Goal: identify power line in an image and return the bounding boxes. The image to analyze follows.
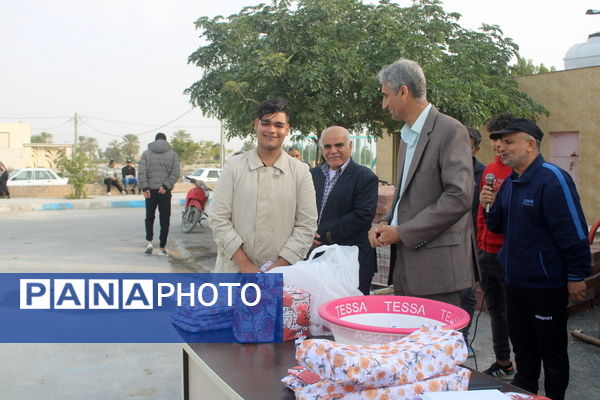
[31,118,73,133]
[131,108,197,135]
[79,109,198,137]
[0,115,70,120]
[85,115,220,129]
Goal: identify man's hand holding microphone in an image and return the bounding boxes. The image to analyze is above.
[480,173,496,213]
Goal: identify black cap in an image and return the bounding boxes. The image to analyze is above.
[126,159,132,163]
[490,118,544,141]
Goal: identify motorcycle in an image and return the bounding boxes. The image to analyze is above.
[181,176,211,233]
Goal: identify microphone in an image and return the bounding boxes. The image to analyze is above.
[485,173,495,212]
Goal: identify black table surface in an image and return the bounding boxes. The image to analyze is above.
[185,340,527,400]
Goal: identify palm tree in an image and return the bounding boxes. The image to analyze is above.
[77,136,99,159]
[31,131,54,143]
[121,134,140,161]
[104,140,123,162]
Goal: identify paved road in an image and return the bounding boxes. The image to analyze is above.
[0,208,185,399]
[0,207,598,399]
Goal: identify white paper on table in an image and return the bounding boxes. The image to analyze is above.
[420,389,508,399]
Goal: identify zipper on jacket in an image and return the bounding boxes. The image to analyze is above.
[538,252,550,280]
[504,183,513,283]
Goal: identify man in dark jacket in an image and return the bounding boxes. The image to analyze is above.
[481,119,590,400]
[121,159,139,194]
[310,126,378,294]
[138,133,180,256]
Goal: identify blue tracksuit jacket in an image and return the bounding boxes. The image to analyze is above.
[486,154,590,289]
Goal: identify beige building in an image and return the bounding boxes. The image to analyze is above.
[0,123,72,170]
[375,65,600,223]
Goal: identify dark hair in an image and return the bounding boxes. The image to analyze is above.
[256,98,290,120]
[466,127,482,147]
[288,146,300,153]
[486,113,516,133]
[155,132,167,141]
[109,159,115,164]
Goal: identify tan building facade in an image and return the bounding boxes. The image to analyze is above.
[515,66,600,224]
[376,65,600,223]
[0,123,72,171]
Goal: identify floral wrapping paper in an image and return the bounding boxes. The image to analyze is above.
[283,286,311,341]
[295,326,468,388]
[233,285,281,343]
[282,365,471,400]
[170,295,233,332]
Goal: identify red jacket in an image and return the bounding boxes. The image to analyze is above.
[476,157,513,253]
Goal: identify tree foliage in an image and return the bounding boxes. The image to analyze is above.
[78,136,100,160]
[186,0,547,140]
[197,140,221,163]
[121,134,140,161]
[57,152,97,199]
[241,139,255,152]
[511,57,556,76]
[103,140,123,163]
[170,130,201,168]
[31,131,54,143]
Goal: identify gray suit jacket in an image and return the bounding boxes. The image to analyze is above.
[384,106,475,295]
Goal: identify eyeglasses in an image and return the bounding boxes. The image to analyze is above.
[322,143,346,150]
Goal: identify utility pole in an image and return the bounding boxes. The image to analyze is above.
[73,112,79,151]
[220,119,225,168]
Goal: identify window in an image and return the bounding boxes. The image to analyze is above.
[13,171,32,180]
[192,169,205,176]
[35,170,54,180]
[207,170,219,179]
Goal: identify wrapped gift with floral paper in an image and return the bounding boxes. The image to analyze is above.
[283,286,311,341]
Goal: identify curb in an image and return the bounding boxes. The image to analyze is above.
[0,196,187,214]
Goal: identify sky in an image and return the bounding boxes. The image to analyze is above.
[0,0,598,151]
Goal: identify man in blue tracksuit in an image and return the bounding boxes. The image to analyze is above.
[480,118,590,400]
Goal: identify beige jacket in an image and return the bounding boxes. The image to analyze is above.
[208,149,317,273]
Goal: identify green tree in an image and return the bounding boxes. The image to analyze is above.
[103,140,123,163]
[121,134,140,161]
[31,131,54,143]
[170,130,201,170]
[78,136,99,160]
[241,139,255,152]
[57,152,97,199]
[186,0,546,141]
[511,57,556,76]
[197,140,221,163]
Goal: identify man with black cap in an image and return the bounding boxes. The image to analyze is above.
[481,118,590,400]
[121,159,138,194]
[138,133,180,256]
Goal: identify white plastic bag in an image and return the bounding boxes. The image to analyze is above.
[268,244,363,335]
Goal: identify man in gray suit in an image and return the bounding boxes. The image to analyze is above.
[368,59,475,306]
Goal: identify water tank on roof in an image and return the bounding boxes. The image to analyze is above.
[564,32,600,69]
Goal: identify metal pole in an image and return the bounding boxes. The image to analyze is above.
[220,119,225,168]
[74,112,79,151]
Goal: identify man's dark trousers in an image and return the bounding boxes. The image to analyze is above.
[479,250,511,362]
[145,189,172,248]
[507,285,569,400]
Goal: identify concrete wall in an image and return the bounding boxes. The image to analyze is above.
[0,123,73,170]
[0,123,30,170]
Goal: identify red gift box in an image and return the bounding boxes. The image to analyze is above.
[283,286,310,341]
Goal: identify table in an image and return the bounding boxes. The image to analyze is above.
[182,341,528,400]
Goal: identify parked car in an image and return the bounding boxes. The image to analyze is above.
[6,168,69,186]
[183,168,222,184]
